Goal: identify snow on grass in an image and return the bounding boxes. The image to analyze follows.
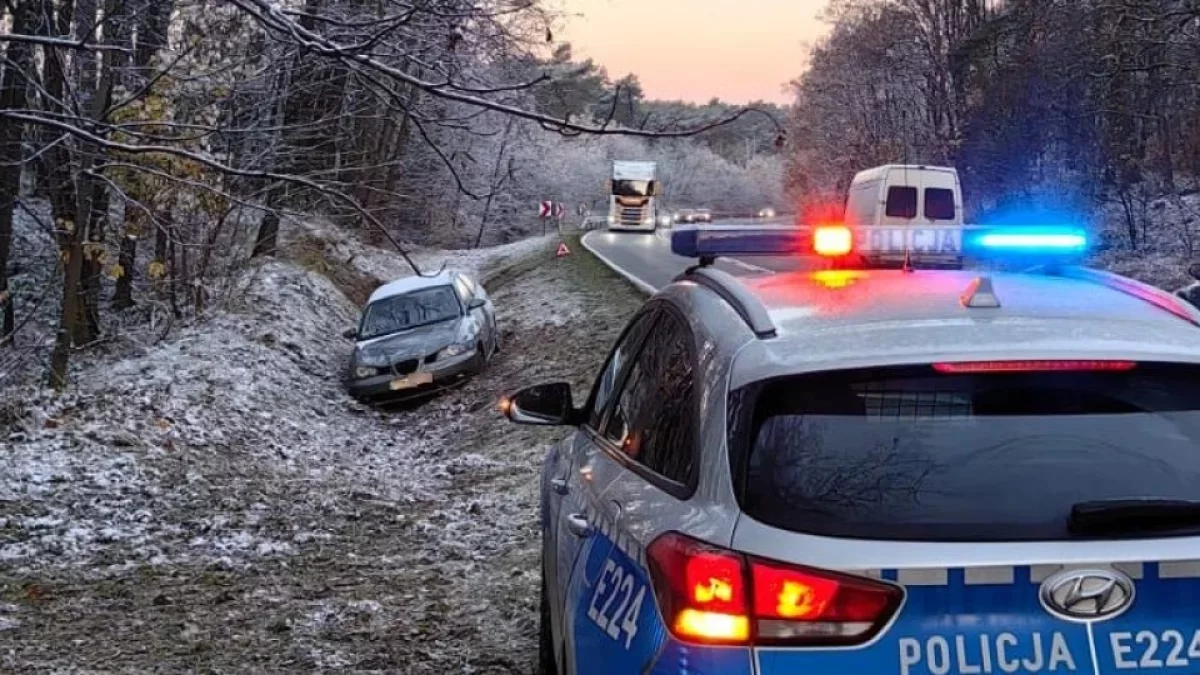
[0,260,454,572]
[1092,192,1200,290]
[279,213,557,287]
[499,260,586,328]
[0,224,644,672]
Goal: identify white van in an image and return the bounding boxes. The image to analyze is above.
[843,164,964,262]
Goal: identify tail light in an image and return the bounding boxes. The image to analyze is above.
[932,360,1137,373]
[646,532,902,647]
[813,226,853,257]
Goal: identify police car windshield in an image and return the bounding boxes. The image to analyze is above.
[731,363,1200,542]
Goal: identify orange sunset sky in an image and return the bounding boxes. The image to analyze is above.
[557,0,833,105]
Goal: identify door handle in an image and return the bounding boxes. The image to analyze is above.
[550,477,569,495]
[565,512,592,538]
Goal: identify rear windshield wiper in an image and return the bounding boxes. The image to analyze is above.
[1069,499,1200,535]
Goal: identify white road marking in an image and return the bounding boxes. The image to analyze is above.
[579,231,659,296]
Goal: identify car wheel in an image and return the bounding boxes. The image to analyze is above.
[471,344,487,375]
[538,576,559,675]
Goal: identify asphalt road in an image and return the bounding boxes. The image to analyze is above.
[580,221,808,292]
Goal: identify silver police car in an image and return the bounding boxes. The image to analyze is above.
[504,224,1200,675]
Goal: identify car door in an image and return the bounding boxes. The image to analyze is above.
[453,275,489,351]
[566,307,701,675]
[464,275,498,348]
[548,308,659,668]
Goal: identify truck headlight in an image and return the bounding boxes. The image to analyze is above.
[643,217,655,226]
[607,215,616,224]
[354,366,381,379]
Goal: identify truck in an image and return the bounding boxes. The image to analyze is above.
[607,160,661,232]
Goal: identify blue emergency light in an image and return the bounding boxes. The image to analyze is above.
[963,226,1088,256]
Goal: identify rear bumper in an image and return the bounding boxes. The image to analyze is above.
[348,351,478,400]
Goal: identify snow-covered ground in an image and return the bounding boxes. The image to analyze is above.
[1092,191,1200,290]
[0,228,643,672]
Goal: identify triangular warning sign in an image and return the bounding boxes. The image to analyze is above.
[556,242,571,257]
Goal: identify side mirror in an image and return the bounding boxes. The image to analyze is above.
[342,327,358,340]
[468,297,486,310]
[501,382,576,426]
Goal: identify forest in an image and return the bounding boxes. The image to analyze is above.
[0,0,786,389]
[787,0,1200,254]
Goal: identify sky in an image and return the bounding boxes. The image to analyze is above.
[557,0,833,105]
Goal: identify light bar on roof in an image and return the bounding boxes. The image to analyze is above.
[963,226,1088,257]
[670,224,805,259]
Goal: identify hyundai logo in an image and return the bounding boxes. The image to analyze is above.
[1038,568,1135,622]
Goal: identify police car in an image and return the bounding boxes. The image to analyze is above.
[503,222,1200,675]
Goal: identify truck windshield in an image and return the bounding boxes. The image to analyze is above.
[612,179,653,197]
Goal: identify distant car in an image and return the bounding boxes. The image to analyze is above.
[674,208,713,224]
[343,270,499,401]
[757,207,776,218]
[672,209,696,224]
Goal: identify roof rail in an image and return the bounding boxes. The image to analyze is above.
[1043,266,1200,327]
[675,266,777,339]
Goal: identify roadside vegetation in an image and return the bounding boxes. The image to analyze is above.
[0,225,643,673]
[787,1,1200,288]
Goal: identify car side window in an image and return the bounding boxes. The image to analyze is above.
[587,311,657,430]
[601,311,697,485]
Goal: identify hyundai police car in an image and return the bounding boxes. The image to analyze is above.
[503,222,1200,675]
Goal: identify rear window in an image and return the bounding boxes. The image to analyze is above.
[884,186,918,218]
[729,364,1200,541]
[924,188,956,220]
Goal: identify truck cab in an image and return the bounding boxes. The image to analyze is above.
[608,161,660,232]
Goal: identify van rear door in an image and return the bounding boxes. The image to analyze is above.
[860,167,962,261]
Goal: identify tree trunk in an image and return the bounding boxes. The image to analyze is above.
[253,187,283,257]
[76,182,107,342]
[48,156,98,388]
[0,0,36,345]
[39,0,76,235]
[112,232,136,309]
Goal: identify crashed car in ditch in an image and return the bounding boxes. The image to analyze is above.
[343,270,499,401]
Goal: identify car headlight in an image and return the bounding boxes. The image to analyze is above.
[354,366,381,379]
[439,342,471,358]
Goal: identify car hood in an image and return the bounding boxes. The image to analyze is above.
[354,318,464,364]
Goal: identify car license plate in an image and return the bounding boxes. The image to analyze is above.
[389,372,433,390]
[859,228,962,255]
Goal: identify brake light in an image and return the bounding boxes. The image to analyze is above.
[646,533,749,644]
[646,532,902,647]
[813,226,853,257]
[932,360,1137,373]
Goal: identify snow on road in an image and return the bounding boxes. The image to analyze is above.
[0,233,643,672]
